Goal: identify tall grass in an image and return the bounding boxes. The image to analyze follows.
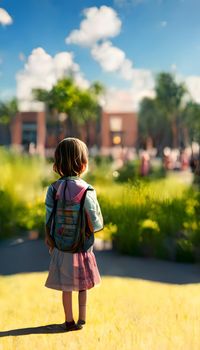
[0,147,52,201]
[0,148,53,237]
[97,178,200,262]
[0,147,199,263]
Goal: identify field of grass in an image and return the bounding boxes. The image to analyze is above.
[95,173,189,203]
[0,273,200,350]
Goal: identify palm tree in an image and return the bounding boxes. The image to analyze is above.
[156,73,186,148]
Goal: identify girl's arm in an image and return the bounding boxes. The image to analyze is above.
[84,189,104,233]
[45,185,55,250]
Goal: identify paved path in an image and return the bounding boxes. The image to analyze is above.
[0,239,200,284]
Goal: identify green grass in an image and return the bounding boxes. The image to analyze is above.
[0,147,52,202]
[1,147,199,262]
[0,273,200,350]
[0,148,53,236]
[94,173,189,202]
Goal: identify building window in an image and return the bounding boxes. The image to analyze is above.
[109,117,122,132]
[22,122,37,147]
[109,117,123,146]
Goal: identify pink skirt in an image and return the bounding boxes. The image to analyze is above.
[45,247,101,291]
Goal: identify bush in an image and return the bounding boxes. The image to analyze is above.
[19,198,45,235]
[138,219,161,257]
[93,154,113,166]
[98,180,200,262]
[84,156,113,185]
[115,160,139,183]
[115,159,166,183]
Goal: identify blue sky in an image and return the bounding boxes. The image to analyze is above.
[0,0,200,109]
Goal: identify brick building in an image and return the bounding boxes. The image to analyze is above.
[11,111,46,155]
[101,111,137,148]
[11,110,138,156]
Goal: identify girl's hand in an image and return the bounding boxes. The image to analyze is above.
[45,234,55,250]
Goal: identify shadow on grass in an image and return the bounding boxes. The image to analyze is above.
[0,323,81,336]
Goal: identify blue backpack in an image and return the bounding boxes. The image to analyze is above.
[50,179,94,253]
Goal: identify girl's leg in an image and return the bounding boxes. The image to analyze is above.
[62,291,74,322]
[78,290,87,322]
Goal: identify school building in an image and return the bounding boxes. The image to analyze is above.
[10,110,138,157]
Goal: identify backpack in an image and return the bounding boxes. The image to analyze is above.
[50,179,94,253]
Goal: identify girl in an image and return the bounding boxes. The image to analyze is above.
[44,137,103,331]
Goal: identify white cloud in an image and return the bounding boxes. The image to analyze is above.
[66,5,155,111]
[131,69,155,109]
[16,47,155,113]
[66,6,121,47]
[0,8,13,26]
[185,76,200,104]
[91,41,125,72]
[54,52,77,79]
[91,41,134,80]
[104,88,135,112]
[119,58,134,80]
[104,68,155,112]
[131,68,154,91]
[16,47,89,112]
[66,6,135,81]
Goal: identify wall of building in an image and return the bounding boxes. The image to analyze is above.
[101,111,138,148]
[10,110,138,156]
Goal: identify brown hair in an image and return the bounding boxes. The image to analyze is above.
[53,138,88,177]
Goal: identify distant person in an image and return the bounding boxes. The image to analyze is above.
[44,138,103,331]
[180,149,189,170]
[140,150,150,176]
[29,142,36,155]
[163,147,173,170]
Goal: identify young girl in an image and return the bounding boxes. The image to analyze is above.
[44,137,103,331]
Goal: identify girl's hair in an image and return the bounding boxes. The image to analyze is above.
[53,138,88,177]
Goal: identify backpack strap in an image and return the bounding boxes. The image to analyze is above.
[49,184,58,241]
[80,186,93,209]
[70,186,93,253]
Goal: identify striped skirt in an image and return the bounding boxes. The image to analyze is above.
[45,247,101,292]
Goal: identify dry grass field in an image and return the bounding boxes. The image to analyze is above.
[0,273,200,350]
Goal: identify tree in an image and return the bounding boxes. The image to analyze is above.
[0,98,18,124]
[156,73,186,148]
[70,82,104,145]
[138,97,171,152]
[139,73,187,150]
[34,78,79,136]
[33,78,104,142]
[183,101,200,143]
[0,99,18,145]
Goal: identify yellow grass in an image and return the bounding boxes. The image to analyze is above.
[0,273,200,350]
